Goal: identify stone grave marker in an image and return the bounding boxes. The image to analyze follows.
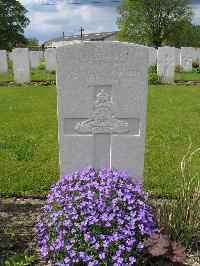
[30,51,40,68]
[175,48,181,66]
[12,48,30,84]
[57,41,148,180]
[45,48,56,71]
[0,50,8,74]
[157,46,175,83]
[180,47,193,72]
[149,47,157,66]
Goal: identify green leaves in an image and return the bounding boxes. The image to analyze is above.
[0,0,29,50]
[117,0,193,48]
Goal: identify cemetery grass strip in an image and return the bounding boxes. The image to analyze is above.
[0,85,200,197]
[0,67,56,82]
[174,71,200,81]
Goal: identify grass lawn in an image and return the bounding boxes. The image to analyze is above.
[0,85,200,197]
[175,71,200,81]
[0,61,56,81]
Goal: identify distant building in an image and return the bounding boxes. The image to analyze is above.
[44,31,117,48]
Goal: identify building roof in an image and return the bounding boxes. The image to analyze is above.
[45,31,117,45]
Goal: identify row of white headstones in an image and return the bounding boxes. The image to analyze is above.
[151,46,200,83]
[0,42,199,180]
[0,45,199,84]
[0,48,56,83]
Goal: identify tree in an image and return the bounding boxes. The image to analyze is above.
[166,19,200,48]
[0,0,29,50]
[117,0,192,48]
[26,37,39,47]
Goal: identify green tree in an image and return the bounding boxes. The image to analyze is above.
[166,19,200,48]
[117,0,192,48]
[0,0,29,50]
[26,37,39,47]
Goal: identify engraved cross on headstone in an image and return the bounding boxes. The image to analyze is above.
[184,52,192,69]
[164,54,174,77]
[63,85,141,169]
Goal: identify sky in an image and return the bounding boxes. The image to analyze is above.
[18,0,200,44]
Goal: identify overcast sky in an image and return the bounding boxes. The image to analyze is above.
[18,0,200,44]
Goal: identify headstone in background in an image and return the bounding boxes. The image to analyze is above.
[39,51,44,59]
[175,48,181,66]
[30,51,40,68]
[57,42,148,181]
[45,48,56,71]
[180,47,193,72]
[157,46,175,83]
[149,47,157,66]
[0,50,8,74]
[12,48,30,84]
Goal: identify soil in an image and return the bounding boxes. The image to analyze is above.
[0,80,56,87]
[0,197,45,265]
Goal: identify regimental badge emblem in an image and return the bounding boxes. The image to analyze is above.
[75,89,129,134]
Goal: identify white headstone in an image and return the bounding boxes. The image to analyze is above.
[149,47,157,66]
[57,41,148,180]
[45,48,56,71]
[39,51,44,59]
[175,48,181,66]
[157,46,175,83]
[30,51,41,68]
[0,50,8,74]
[180,47,193,72]
[12,48,30,84]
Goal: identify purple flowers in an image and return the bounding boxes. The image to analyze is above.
[35,166,156,265]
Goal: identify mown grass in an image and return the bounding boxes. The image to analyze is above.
[0,85,199,197]
[175,71,200,81]
[0,61,56,81]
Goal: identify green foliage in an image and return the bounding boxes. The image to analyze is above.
[117,0,192,48]
[192,67,200,74]
[149,64,157,74]
[0,0,29,50]
[26,38,39,47]
[148,73,162,85]
[166,19,200,48]
[5,250,36,266]
[50,70,56,74]
[156,144,200,248]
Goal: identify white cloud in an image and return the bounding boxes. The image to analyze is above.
[21,0,119,42]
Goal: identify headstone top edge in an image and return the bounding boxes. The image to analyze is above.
[56,41,149,52]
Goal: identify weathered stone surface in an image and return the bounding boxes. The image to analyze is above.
[157,46,175,83]
[175,48,181,66]
[12,48,30,84]
[180,47,193,72]
[45,48,56,71]
[57,41,148,180]
[0,50,8,74]
[149,47,157,66]
[30,51,40,68]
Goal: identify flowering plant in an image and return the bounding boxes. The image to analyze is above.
[35,166,157,265]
